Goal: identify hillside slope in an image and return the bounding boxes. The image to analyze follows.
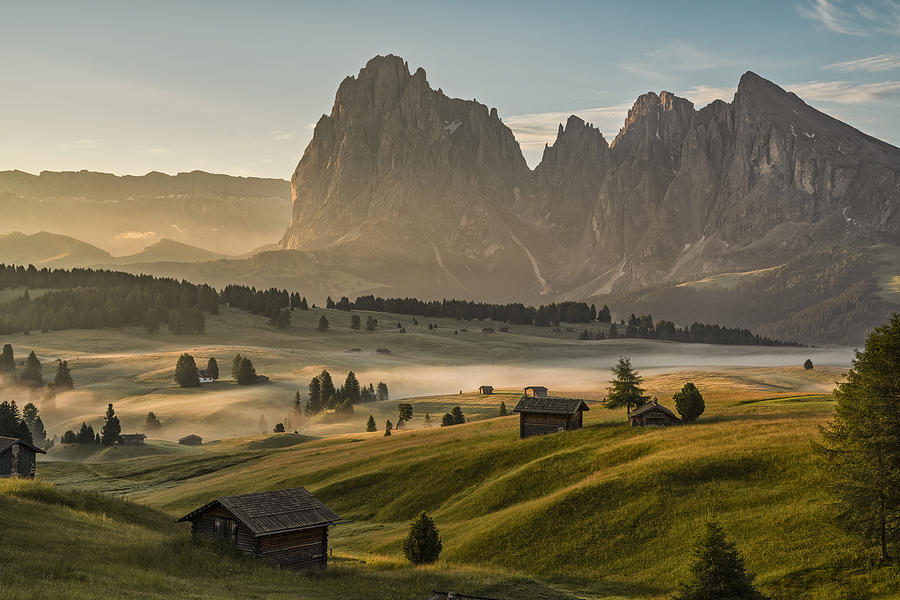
[39,374,900,599]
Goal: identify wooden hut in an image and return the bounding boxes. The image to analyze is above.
[629,400,680,427]
[429,593,502,600]
[513,396,589,438]
[478,385,494,395]
[177,487,343,570]
[523,385,548,398]
[120,433,146,446]
[178,434,203,446]
[0,437,46,478]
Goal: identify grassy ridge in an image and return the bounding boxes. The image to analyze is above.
[36,378,900,599]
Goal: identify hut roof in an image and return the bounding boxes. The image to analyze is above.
[120,433,146,439]
[524,385,547,391]
[177,487,343,535]
[513,396,589,415]
[631,401,678,419]
[0,436,46,455]
[179,434,202,443]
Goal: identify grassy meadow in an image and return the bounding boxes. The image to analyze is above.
[2,305,895,599]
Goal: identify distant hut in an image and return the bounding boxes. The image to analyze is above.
[120,433,147,446]
[498,327,509,333]
[429,593,502,600]
[513,396,590,439]
[256,375,270,384]
[481,328,495,334]
[179,434,203,446]
[198,369,215,384]
[177,487,343,570]
[523,386,548,398]
[376,348,392,354]
[629,399,680,427]
[478,385,494,395]
[0,437,46,478]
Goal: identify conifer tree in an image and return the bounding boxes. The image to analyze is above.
[18,351,43,387]
[384,419,393,436]
[403,511,442,565]
[441,413,455,427]
[499,401,507,417]
[308,377,322,414]
[673,382,705,423]
[236,357,257,385]
[451,405,465,425]
[318,315,329,331]
[424,412,432,427]
[53,359,74,390]
[144,411,163,433]
[351,315,361,330]
[206,357,219,380]
[673,519,768,600]
[100,403,121,446]
[231,353,243,379]
[0,343,14,372]
[293,390,303,415]
[605,356,648,417]
[174,353,200,388]
[344,371,361,404]
[318,370,335,408]
[397,403,413,427]
[803,358,814,370]
[366,315,377,331]
[820,314,900,560]
[366,414,377,432]
[273,422,285,432]
[376,382,389,402]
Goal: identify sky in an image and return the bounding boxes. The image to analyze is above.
[1,0,899,178]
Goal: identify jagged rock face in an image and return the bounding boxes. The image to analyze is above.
[281,56,900,301]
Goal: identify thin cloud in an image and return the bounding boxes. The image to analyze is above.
[786,79,900,102]
[826,53,900,71]
[679,85,737,107]
[798,0,900,35]
[270,130,295,141]
[58,138,102,150]
[504,105,631,150]
[115,231,157,241]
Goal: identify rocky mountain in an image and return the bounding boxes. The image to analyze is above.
[277,55,900,342]
[0,170,291,256]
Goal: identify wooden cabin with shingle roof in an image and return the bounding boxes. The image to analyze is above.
[512,396,590,438]
[629,399,680,427]
[0,437,45,478]
[177,487,343,570]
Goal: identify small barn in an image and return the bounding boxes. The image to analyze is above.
[179,434,203,446]
[478,385,494,395]
[482,328,494,334]
[198,369,215,383]
[629,400,680,427]
[523,385,548,398]
[177,487,343,570]
[513,396,590,438]
[120,433,146,446]
[0,437,46,478]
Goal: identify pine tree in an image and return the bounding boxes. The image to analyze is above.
[318,370,335,408]
[100,403,121,446]
[144,411,163,433]
[53,359,74,390]
[376,382,389,402]
[803,358,814,370]
[384,419,393,436]
[0,343,14,372]
[174,353,200,388]
[441,413,455,427]
[18,351,43,387]
[318,315,329,331]
[673,382,705,423]
[366,414,377,432]
[820,314,900,560]
[451,405,465,425]
[403,511,442,565]
[293,390,303,415]
[0,401,32,444]
[344,371,361,404]
[308,377,322,414]
[326,296,335,309]
[673,519,768,600]
[351,315,361,330]
[366,315,377,331]
[423,412,432,427]
[499,401,507,417]
[606,356,648,417]
[207,357,219,379]
[397,403,413,427]
[236,357,258,385]
[273,423,285,433]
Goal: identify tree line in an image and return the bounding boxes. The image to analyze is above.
[300,369,389,416]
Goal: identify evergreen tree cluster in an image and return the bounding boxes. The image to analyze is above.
[0,400,33,444]
[220,284,307,327]
[350,295,595,326]
[22,403,49,448]
[0,264,217,335]
[304,369,387,415]
[440,405,465,427]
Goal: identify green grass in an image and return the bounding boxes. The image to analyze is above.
[31,377,900,599]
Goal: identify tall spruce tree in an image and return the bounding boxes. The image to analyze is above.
[18,351,43,387]
[344,371,361,404]
[206,357,219,380]
[53,359,74,390]
[318,315,329,331]
[820,314,900,560]
[606,356,648,417]
[376,382,389,402]
[673,382,705,423]
[451,405,465,425]
[318,370,335,409]
[673,519,768,600]
[232,353,243,379]
[366,414,377,432]
[307,377,322,414]
[0,343,14,372]
[144,411,163,433]
[236,357,258,385]
[174,353,200,388]
[100,403,121,446]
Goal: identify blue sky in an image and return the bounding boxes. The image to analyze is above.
[1,0,898,178]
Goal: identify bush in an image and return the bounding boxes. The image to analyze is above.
[402,511,442,565]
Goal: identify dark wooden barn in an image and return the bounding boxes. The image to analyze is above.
[0,436,46,478]
[178,434,203,446]
[120,433,146,446]
[513,396,589,438]
[523,385,548,398]
[177,487,343,570]
[478,385,493,395]
[629,400,680,427]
